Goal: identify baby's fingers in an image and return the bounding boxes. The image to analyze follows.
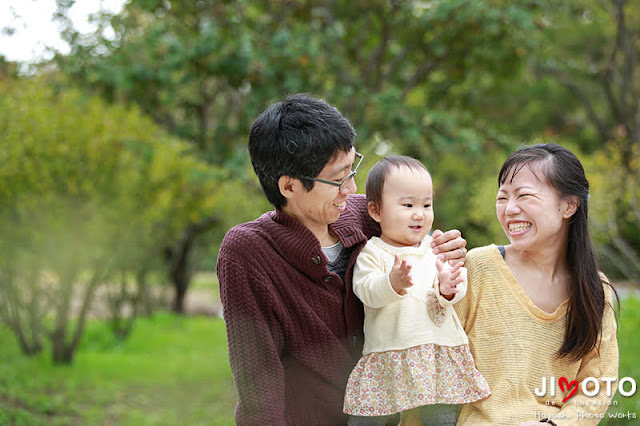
[448,268,462,281]
[448,261,464,274]
[405,273,414,287]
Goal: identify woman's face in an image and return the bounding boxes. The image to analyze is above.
[496,163,575,252]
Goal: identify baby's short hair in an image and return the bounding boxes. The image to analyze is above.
[365,155,430,207]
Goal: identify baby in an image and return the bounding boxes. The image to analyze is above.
[343,155,490,425]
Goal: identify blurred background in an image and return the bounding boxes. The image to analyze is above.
[0,0,638,424]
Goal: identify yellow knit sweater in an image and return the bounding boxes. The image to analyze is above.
[454,245,618,425]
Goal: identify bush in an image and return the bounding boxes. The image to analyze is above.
[0,77,220,363]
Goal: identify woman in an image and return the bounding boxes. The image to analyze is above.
[454,143,619,425]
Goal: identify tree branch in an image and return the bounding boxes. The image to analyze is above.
[364,4,395,90]
[536,64,610,142]
[404,61,437,95]
[611,0,634,118]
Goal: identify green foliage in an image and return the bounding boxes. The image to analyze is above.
[0,77,221,363]
[583,142,640,281]
[51,0,541,247]
[46,0,640,283]
[55,0,536,160]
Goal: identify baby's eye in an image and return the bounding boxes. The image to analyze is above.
[424,204,431,209]
[403,204,413,208]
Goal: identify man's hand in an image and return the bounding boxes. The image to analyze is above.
[431,229,467,265]
[389,254,413,295]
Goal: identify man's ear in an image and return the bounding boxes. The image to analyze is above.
[562,196,579,219]
[278,175,299,200]
[368,201,381,223]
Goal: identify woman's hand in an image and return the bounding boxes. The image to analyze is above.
[431,229,467,265]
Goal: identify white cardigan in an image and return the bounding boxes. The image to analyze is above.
[353,236,469,355]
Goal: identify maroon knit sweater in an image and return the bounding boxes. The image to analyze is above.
[217,194,380,425]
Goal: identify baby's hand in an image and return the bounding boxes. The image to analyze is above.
[436,260,466,300]
[389,254,413,295]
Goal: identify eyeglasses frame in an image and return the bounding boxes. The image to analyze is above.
[303,151,364,192]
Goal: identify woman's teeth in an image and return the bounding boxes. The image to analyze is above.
[509,222,531,232]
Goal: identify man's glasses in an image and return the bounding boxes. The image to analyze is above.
[304,152,364,192]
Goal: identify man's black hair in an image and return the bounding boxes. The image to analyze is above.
[248,93,356,209]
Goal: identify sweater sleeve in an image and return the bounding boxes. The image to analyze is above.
[217,248,286,426]
[555,285,619,425]
[353,244,406,309]
[453,249,482,331]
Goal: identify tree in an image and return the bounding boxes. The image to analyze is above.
[0,76,220,362]
[52,0,538,272]
[533,1,639,281]
[468,0,640,280]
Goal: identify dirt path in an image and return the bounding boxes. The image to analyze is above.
[72,285,222,319]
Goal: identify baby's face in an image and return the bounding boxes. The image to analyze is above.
[370,166,434,247]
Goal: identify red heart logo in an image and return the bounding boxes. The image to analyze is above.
[559,376,578,402]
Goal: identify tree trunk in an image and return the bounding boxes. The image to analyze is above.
[51,329,73,364]
[168,231,194,314]
[165,216,219,314]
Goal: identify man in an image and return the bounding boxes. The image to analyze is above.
[217,94,467,425]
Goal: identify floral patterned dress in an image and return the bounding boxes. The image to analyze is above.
[343,343,490,416]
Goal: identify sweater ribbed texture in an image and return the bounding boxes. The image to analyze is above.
[454,245,618,425]
[217,194,379,425]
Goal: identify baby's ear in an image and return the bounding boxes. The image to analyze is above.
[367,201,381,222]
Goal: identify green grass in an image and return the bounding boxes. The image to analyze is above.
[606,296,640,424]
[0,297,639,425]
[0,313,236,425]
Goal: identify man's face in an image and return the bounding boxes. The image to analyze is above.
[282,148,357,240]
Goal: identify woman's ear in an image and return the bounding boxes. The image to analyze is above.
[562,196,579,219]
[278,175,298,200]
[368,201,381,223]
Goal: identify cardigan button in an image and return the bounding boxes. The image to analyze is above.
[311,255,322,265]
[323,275,333,282]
